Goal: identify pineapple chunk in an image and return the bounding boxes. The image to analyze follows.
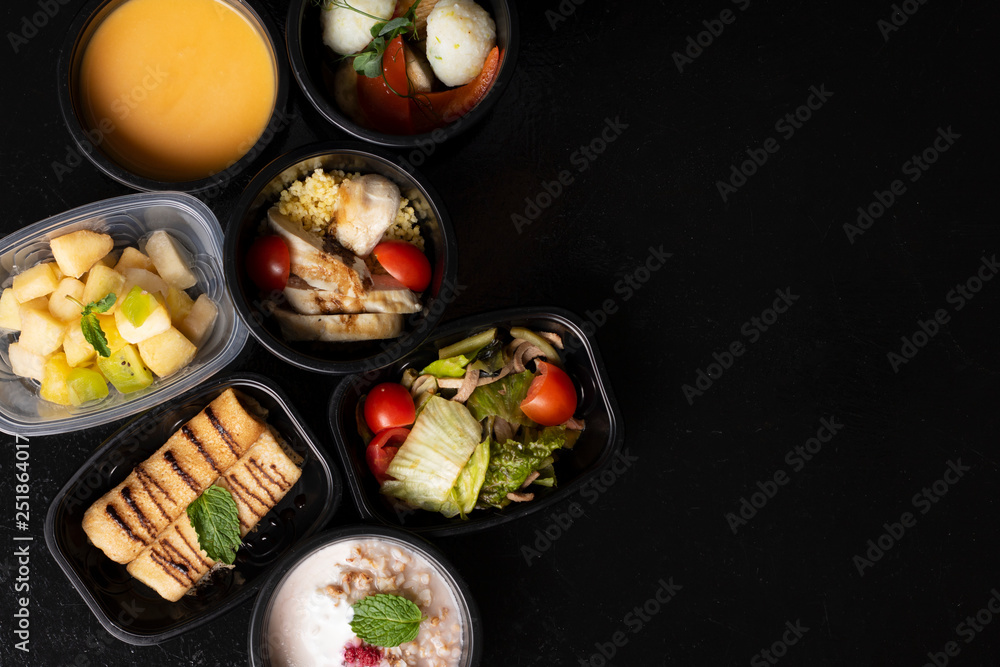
[0,288,21,330]
[81,265,126,313]
[165,287,195,322]
[40,352,73,406]
[48,278,86,322]
[95,314,129,355]
[12,263,59,302]
[122,268,168,298]
[178,295,218,346]
[144,231,197,289]
[114,247,155,273]
[114,300,171,343]
[8,342,46,381]
[50,230,114,278]
[138,327,197,378]
[96,249,122,269]
[18,306,66,356]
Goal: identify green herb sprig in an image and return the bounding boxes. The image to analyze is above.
[187,485,242,564]
[318,0,422,86]
[66,292,116,358]
[350,594,425,647]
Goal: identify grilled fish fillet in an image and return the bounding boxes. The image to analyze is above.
[82,389,265,564]
[272,308,405,341]
[331,174,401,257]
[126,430,302,602]
[267,207,371,297]
[282,274,422,315]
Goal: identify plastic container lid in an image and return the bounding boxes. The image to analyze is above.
[0,192,247,436]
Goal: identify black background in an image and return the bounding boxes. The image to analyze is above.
[2,0,1000,665]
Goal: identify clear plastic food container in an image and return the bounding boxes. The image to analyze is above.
[0,193,247,436]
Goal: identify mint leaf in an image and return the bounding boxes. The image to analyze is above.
[81,314,111,358]
[187,486,241,564]
[92,292,116,313]
[68,292,117,357]
[350,594,424,647]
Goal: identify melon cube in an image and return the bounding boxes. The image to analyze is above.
[144,231,197,289]
[122,268,168,298]
[8,342,46,382]
[50,230,114,278]
[178,295,218,346]
[114,247,155,273]
[63,318,96,367]
[114,301,171,344]
[40,352,73,406]
[18,306,66,356]
[138,327,197,378]
[165,287,195,323]
[0,288,22,330]
[12,263,59,303]
[81,265,126,313]
[48,278,86,322]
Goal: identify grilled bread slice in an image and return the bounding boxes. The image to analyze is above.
[82,389,265,564]
[127,430,302,601]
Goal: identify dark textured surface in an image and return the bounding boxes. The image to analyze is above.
[1,0,999,665]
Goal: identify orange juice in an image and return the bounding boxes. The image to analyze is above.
[79,0,276,182]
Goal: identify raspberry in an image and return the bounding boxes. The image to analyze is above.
[343,642,383,667]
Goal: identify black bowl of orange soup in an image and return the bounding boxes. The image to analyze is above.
[58,0,288,194]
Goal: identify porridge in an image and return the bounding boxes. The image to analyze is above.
[267,538,465,667]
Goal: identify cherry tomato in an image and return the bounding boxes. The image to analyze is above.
[366,427,409,483]
[372,241,431,292]
[246,235,290,291]
[520,361,578,426]
[364,382,416,432]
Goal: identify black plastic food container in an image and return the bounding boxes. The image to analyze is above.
[286,0,519,150]
[248,525,482,666]
[44,373,342,645]
[328,307,624,536]
[56,0,288,193]
[224,141,458,375]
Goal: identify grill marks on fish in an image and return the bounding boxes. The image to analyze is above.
[205,406,240,458]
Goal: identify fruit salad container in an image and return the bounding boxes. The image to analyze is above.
[0,193,247,436]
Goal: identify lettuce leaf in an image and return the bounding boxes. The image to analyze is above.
[465,370,538,427]
[439,438,491,518]
[476,426,569,509]
[382,396,482,513]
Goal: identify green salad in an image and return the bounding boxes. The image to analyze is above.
[357,326,584,518]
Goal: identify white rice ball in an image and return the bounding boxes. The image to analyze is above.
[321,0,395,56]
[425,0,496,87]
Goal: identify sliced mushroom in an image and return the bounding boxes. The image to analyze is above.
[493,417,514,444]
[538,331,564,349]
[520,471,540,488]
[506,492,535,503]
[403,42,435,93]
[451,364,480,403]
